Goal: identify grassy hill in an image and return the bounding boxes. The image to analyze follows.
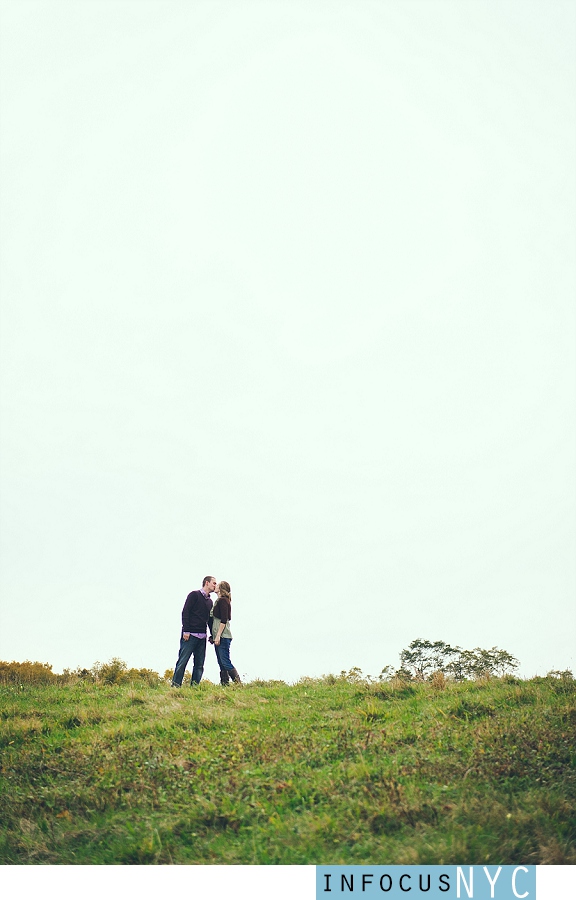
[1,674,574,864]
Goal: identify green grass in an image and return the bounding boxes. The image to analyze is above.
[1,676,574,864]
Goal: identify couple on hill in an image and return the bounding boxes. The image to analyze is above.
[171,576,242,688]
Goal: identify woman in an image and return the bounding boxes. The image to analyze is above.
[211,581,242,685]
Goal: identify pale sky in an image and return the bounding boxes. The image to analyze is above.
[1,0,574,683]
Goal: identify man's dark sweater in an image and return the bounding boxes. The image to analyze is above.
[181,590,213,635]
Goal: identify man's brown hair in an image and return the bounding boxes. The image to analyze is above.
[202,575,215,587]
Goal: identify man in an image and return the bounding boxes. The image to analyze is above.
[171,575,216,687]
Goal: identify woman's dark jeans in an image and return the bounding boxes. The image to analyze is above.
[214,638,234,673]
[172,634,207,686]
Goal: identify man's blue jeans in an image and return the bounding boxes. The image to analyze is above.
[172,634,207,686]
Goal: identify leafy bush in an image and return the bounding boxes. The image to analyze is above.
[338,667,371,684]
[91,658,130,684]
[0,660,58,685]
[0,659,161,687]
[91,658,160,686]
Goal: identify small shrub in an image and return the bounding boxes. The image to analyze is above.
[393,667,413,683]
[339,667,372,684]
[126,668,161,687]
[60,667,94,684]
[91,658,130,685]
[546,669,573,680]
[91,659,160,686]
[539,671,576,695]
[429,670,447,690]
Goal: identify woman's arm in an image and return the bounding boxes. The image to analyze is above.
[214,622,226,646]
